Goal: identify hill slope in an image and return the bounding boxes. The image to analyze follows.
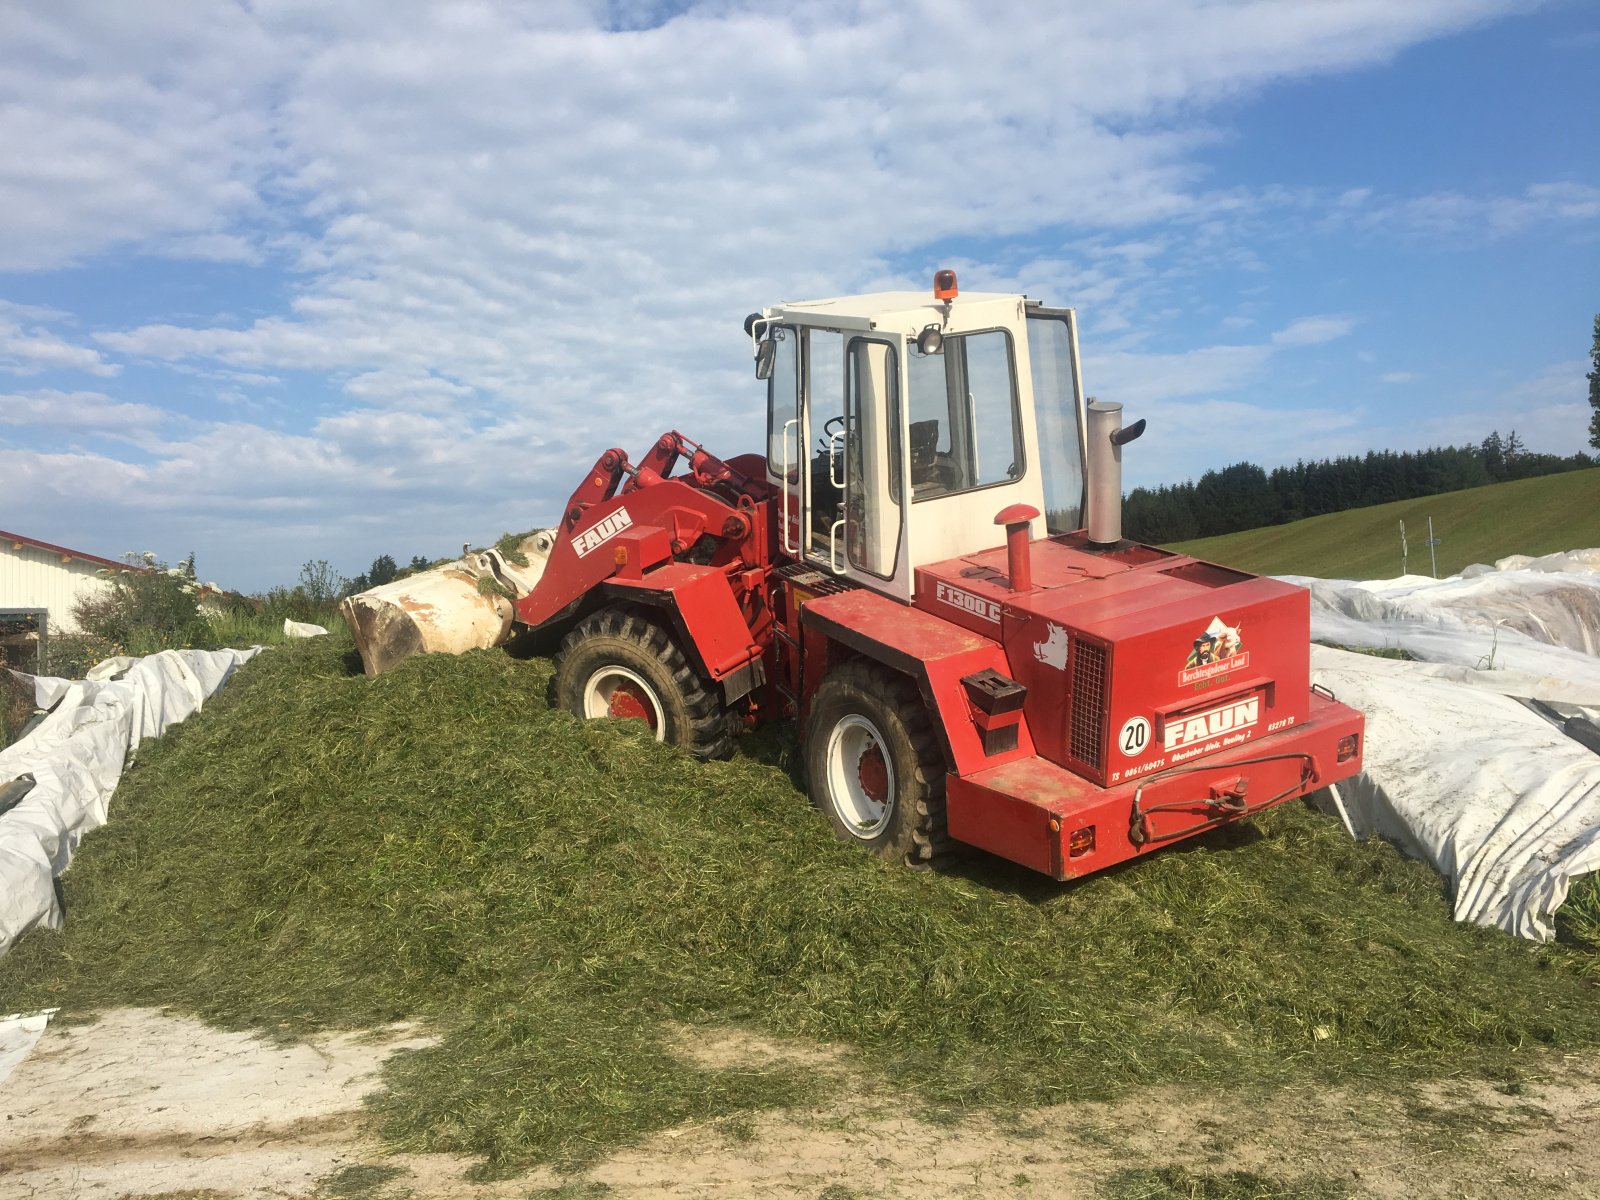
[1169,467,1600,579]
[3,639,1599,1173]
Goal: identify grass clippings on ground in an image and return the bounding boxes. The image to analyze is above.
[1553,873,1600,980]
[1098,1166,1353,1200]
[316,1163,408,1198]
[2,637,1598,1176]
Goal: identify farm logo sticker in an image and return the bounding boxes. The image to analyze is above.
[573,507,634,558]
[1180,616,1247,685]
[1033,622,1068,670]
[935,581,1000,624]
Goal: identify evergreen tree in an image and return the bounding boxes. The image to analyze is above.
[1589,314,1600,450]
[368,554,399,586]
[1481,431,1505,482]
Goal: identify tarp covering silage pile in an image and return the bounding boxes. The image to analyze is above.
[1298,550,1600,941]
[0,648,260,957]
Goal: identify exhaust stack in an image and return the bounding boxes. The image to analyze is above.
[1086,400,1145,547]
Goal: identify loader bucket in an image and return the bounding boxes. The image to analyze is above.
[340,532,556,677]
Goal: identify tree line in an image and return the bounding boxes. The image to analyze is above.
[1122,432,1596,545]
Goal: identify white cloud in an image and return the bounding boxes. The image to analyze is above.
[1272,315,1358,347]
[1341,182,1600,240]
[0,0,1569,587]
[1379,371,1419,384]
[1126,397,1369,489]
[0,2,286,271]
[1090,343,1274,407]
[0,389,163,430]
[1366,361,1590,457]
[0,314,118,377]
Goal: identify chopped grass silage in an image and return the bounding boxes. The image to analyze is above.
[2,639,1597,1175]
[1,668,35,750]
[1098,1166,1353,1200]
[1555,874,1600,972]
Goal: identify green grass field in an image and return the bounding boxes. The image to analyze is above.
[1169,468,1600,580]
[3,636,1598,1177]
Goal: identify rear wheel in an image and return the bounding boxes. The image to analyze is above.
[805,658,951,868]
[553,606,739,760]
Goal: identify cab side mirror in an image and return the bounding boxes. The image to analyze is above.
[755,338,776,380]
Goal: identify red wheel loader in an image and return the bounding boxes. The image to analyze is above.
[342,272,1364,879]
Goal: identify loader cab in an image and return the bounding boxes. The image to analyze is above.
[759,281,1088,602]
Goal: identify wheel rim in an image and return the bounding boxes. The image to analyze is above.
[582,665,666,741]
[825,714,895,840]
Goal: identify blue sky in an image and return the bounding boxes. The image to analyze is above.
[1,0,1596,592]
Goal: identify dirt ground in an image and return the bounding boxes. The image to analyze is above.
[2,1010,1598,1199]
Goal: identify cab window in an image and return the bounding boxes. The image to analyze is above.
[765,326,798,478]
[906,329,1023,500]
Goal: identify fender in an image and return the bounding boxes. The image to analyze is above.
[799,589,1035,776]
[603,563,766,703]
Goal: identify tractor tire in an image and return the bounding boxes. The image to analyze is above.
[805,658,951,869]
[553,605,739,760]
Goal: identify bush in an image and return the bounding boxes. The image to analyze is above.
[254,560,349,627]
[45,632,128,680]
[71,554,212,658]
[54,554,353,679]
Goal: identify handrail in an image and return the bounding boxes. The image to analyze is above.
[780,418,799,555]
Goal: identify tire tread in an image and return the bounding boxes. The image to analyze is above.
[808,657,952,869]
[554,604,739,760]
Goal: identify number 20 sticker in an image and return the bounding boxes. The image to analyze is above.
[1118,716,1151,757]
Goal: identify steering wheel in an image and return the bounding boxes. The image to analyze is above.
[817,414,846,454]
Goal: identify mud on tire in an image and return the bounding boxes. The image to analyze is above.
[805,657,951,868]
[553,605,739,760]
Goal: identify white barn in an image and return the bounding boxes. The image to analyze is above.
[0,528,131,637]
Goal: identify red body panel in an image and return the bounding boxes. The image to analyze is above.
[608,563,763,681]
[947,691,1361,879]
[916,534,1313,786]
[800,588,1035,773]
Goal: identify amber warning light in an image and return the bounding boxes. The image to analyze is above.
[933,269,958,301]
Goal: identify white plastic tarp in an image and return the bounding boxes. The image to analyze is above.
[0,648,260,957]
[0,1009,56,1085]
[1299,550,1600,941]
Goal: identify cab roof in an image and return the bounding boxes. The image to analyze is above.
[763,290,1025,334]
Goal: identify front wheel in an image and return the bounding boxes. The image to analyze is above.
[553,606,739,760]
[805,659,950,868]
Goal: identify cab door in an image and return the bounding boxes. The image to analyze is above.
[765,325,805,556]
[766,323,909,597]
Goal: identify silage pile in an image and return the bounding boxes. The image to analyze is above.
[2,638,1598,1174]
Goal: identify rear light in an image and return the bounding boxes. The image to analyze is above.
[1337,733,1359,762]
[1068,826,1095,858]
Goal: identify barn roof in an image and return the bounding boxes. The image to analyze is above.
[0,529,147,573]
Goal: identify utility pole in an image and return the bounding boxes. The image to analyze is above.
[1399,520,1408,576]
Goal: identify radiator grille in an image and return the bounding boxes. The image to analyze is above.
[1069,639,1108,768]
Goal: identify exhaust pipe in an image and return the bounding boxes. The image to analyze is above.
[1086,400,1145,547]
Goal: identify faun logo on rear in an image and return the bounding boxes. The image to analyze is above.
[573,508,634,558]
[936,581,1000,624]
[1164,697,1259,751]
